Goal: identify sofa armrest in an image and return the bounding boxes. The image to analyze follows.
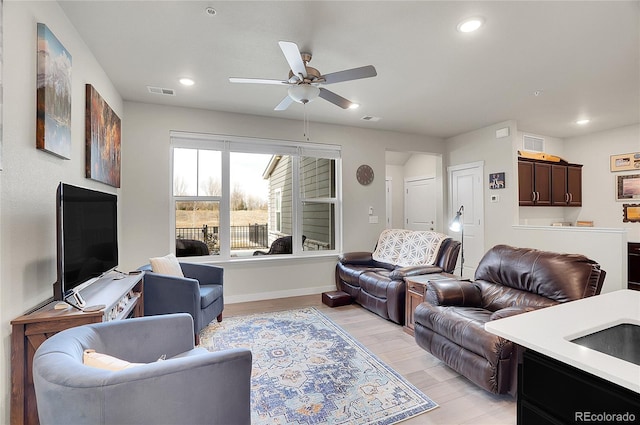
[339,252,374,265]
[389,264,443,279]
[489,306,538,321]
[425,279,481,307]
[143,272,201,317]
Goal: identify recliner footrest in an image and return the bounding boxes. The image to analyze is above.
[322,291,352,307]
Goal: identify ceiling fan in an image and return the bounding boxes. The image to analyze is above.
[229,41,377,111]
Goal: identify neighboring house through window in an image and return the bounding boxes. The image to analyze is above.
[171,132,341,258]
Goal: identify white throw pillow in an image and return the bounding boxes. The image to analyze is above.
[149,253,184,277]
[83,349,142,371]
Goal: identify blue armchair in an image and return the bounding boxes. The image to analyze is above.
[138,262,224,343]
[33,314,252,425]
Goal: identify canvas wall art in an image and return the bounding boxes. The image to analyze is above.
[85,84,121,187]
[36,23,72,159]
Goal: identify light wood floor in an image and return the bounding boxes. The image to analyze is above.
[224,294,516,425]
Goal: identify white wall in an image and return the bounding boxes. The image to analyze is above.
[564,124,640,241]
[120,101,446,301]
[385,164,405,228]
[0,1,123,421]
[445,120,520,249]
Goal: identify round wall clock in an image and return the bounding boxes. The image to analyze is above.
[356,164,374,185]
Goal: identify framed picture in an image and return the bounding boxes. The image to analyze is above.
[85,84,121,187]
[36,23,72,159]
[623,204,640,223]
[617,174,640,201]
[489,172,505,189]
[610,152,640,172]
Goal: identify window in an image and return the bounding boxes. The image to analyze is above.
[171,132,341,258]
[274,188,282,232]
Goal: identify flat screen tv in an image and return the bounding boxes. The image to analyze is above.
[54,183,118,301]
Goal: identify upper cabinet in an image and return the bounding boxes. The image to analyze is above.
[518,158,582,207]
[518,160,552,206]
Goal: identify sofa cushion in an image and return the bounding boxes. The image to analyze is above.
[477,280,558,311]
[359,270,393,299]
[474,245,602,303]
[414,304,512,365]
[336,263,370,287]
[200,284,223,309]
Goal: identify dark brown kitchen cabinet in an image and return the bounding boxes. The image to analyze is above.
[551,164,582,206]
[518,160,551,206]
[518,158,582,207]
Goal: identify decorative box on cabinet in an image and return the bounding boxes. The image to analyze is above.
[10,272,144,425]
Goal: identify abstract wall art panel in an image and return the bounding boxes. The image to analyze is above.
[36,23,72,159]
[85,84,121,187]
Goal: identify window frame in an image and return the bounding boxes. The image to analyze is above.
[170,131,342,260]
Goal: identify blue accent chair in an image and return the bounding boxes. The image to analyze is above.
[33,314,252,425]
[138,262,224,343]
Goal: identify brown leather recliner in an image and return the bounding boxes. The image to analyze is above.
[336,230,461,324]
[413,244,606,395]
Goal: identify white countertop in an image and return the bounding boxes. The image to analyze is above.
[485,290,640,393]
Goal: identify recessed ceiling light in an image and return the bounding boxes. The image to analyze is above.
[205,7,216,16]
[576,119,590,125]
[179,78,195,86]
[457,17,485,33]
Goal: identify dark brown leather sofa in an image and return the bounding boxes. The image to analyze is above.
[336,230,461,324]
[413,244,606,394]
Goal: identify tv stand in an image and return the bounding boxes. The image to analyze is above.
[10,271,144,425]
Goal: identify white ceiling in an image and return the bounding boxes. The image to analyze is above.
[58,1,640,140]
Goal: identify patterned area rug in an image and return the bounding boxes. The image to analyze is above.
[199,307,437,425]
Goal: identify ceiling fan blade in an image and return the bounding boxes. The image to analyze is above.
[278,41,307,79]
[318,88,353,109]
[274,96,294,111]
[322,65,377,84]
[229,77,289,85]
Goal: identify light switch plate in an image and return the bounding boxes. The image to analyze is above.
[369,216,379,224]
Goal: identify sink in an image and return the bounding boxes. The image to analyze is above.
[570,323,640,366]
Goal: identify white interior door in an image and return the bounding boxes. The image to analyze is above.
[448,162,484,278]
[404,177,436,231]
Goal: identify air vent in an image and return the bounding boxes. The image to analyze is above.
[522,134,544,152]
[147,86,175,96]
[361,116,381,122]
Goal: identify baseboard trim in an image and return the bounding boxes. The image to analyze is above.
[225,285,336,304]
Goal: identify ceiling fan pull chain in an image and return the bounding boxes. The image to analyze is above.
[303,103,310,141]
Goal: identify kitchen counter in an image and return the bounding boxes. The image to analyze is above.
[485,289,640,394]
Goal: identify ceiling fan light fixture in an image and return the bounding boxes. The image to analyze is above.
[348,103,360,109]
[288,84,320,104]
[457,16,485,33]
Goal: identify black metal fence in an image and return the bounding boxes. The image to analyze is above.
[176,224,269,250]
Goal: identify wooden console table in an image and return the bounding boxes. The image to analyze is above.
[10,272,144,425]
[403,272,458,335]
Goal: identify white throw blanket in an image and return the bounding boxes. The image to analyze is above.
[372,229,448,267]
